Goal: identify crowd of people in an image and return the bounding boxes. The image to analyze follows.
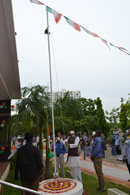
[8,129,130,194]
[51,130,105,193]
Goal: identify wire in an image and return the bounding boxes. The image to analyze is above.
[49,25,65,134]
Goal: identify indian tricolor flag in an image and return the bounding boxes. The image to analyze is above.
[46,6,62,24]
[64,16,81,31]
[30,0,44,5]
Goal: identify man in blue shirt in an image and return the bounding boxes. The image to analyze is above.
[52,137,66,178]
[91,130,105,193]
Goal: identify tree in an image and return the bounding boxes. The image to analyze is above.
[53,92,84,134]
[16,84,51,179]
[96,97,110,137]
[105,108,120,129]
[119,98,129,132]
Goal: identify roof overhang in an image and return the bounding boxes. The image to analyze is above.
[0,0,21,100]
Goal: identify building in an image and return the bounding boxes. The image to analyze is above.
[0,0,21,162]
[48,89,81,101]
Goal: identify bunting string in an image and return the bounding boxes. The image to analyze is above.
[30,0,130,56]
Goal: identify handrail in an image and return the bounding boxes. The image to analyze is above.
[0,180,42,195]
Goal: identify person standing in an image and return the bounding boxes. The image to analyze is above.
[51,137,66,178]
[110,134,116,156]
[12,135,16,147]
[101,133,105,158]
[8,136,24,181]
[84,136,91,156]
[16,132,43,195]
[123,129,130,181]
[115,132,122,161]
[79,138,86,160]
[58,130,82,183]
[36,135,40,149]
[91,130,105,193]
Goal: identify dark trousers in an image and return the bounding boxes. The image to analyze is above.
[22,177,39,195]
[116,145,121,155]
[37,143,39,149]
[126,160,130,174]
[14,168,19,180]
[79,147,86,159]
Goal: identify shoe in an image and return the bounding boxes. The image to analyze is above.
[98,189,106,193]
[96,187,101,190]
[14,179,18,182]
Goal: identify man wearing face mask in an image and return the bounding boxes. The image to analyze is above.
[57,130,82,183]
[51,137,66,178]
[115,132,122,161]
[90,130,105,193]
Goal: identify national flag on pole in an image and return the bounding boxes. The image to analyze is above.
[46,6,62,24]
[30,0,44,5]
[64,16,81,31]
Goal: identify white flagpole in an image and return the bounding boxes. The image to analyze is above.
[46,11,57,184]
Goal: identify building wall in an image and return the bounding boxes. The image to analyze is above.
[48,89,81,101]
[0,100,11,162]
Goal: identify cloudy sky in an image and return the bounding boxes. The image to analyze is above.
[11,0,130,113]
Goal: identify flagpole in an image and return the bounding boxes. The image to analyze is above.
[46,11,57,185]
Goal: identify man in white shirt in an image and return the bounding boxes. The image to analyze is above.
[58,130,82,183]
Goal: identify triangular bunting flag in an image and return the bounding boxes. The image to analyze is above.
[30,0,44,5]
[46,6,62,24]
[64,16,81,31]
[81,26,99,37]
[100,38,110,50]
[29,0,130,56]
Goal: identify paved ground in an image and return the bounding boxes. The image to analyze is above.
[64,145,130,188]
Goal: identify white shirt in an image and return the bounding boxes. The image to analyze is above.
[60,136,79,148]
[36,136,40,143]
[60,136,80,167]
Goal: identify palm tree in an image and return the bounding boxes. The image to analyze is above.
[16,84,52,178]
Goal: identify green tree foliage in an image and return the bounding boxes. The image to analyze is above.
[119,98,129,132]
[14,85,51,179]
[53,92,84,134]
[105,108,120,129]
[96,97,110,137]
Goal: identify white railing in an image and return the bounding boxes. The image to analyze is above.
[0,180,42,195]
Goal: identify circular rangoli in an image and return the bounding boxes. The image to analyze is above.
[39,178,83,195]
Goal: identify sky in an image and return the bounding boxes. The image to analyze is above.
[11,0,130,113]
